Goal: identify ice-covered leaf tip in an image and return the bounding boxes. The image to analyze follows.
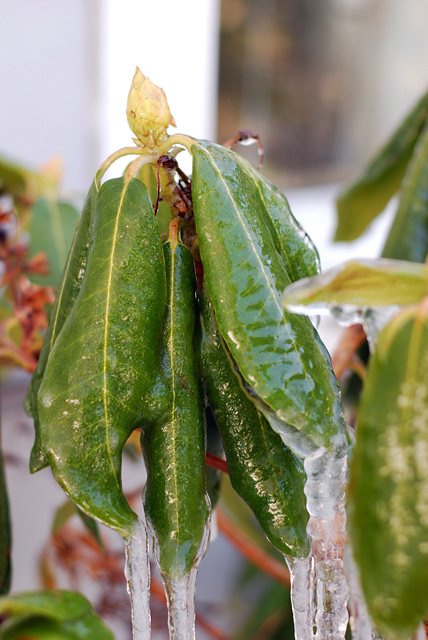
[126,67,176,150]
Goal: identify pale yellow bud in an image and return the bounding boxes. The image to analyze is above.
[126,68,176,149]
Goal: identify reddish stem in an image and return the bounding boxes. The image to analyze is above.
[205,452,228,474]
[331,324,366,379]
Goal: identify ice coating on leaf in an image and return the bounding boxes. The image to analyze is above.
[126,67,176,150]
[124,518,151,640]
[282,258,427,311]
[157,519,210,640]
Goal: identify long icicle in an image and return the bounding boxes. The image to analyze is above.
[304,448,349,640]
[124,517,151,640]
[285,554,316,639]
[157,518,211,640]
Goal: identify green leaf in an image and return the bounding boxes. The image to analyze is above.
[37,176,169,536]
[0,590,114,639]
[348,301,428,639]
[282,258,428,311]
[141,236,209,580]
[52,500,104,550]
[382,122,428,262]
[230,153,320,280]
[28,199,80,287]
[198,286,309,557]
[335,89,428,241]
[137,163,171,235]
[191,140,347,457]
[28,182,97,473]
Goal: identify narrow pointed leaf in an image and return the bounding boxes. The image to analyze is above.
[141,236,209,580]
[28,198,80,287]
[382,122,428,262]
[199,286,310,557]
[27,181,97,473]
[230,153,320,280]
[348,301,428,639]
[38,176,169,536]
[282,258,428,312]
[191,140,346,456]
[335,89,428,241]
[0,590,114,639]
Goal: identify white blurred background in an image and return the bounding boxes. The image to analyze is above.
[1,0,428,636]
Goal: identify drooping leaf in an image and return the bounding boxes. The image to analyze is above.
[0,590,114,639]
[37,176,169,537]
[141,234,209,580]
[348,300,428,639]
[282,258,428,312]
[382,122,428,262]
[27,181,97,473]
[231,153,320,280]
[28,198,80,287]
[198,286,309,557]
[191,140,347,457]
[335,89,428,241]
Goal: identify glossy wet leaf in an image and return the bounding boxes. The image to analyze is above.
[27,182,97,473]
[37,176,168,536]
[335,89,428,241]
[28,198,80,287]
[382,122,428,263]
[230,153,320,280]
[348,301,428,639]
[282,258,428,311]
[141,236,209,579]
[191,140,347,457]
[199,287,309,557]
[0,590,114,639]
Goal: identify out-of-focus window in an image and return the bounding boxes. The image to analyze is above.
[217,0,428,186]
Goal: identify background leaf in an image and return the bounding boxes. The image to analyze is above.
[382,122,428,263]
[0,590,114,639]
[335,89,428,241]
[28,198,80,287]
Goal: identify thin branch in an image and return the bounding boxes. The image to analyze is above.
[331,324,366,379]
[206,452,229,474]
[216,508,290,589]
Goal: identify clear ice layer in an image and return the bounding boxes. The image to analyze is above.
[124,518,151,640]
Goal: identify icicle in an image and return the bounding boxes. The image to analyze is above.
[345,547,384,640]
[162,568,198,640]
[304,448,349,640]
[156,518,211,640]
[285,554,316,639]
[124,518,151,640]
